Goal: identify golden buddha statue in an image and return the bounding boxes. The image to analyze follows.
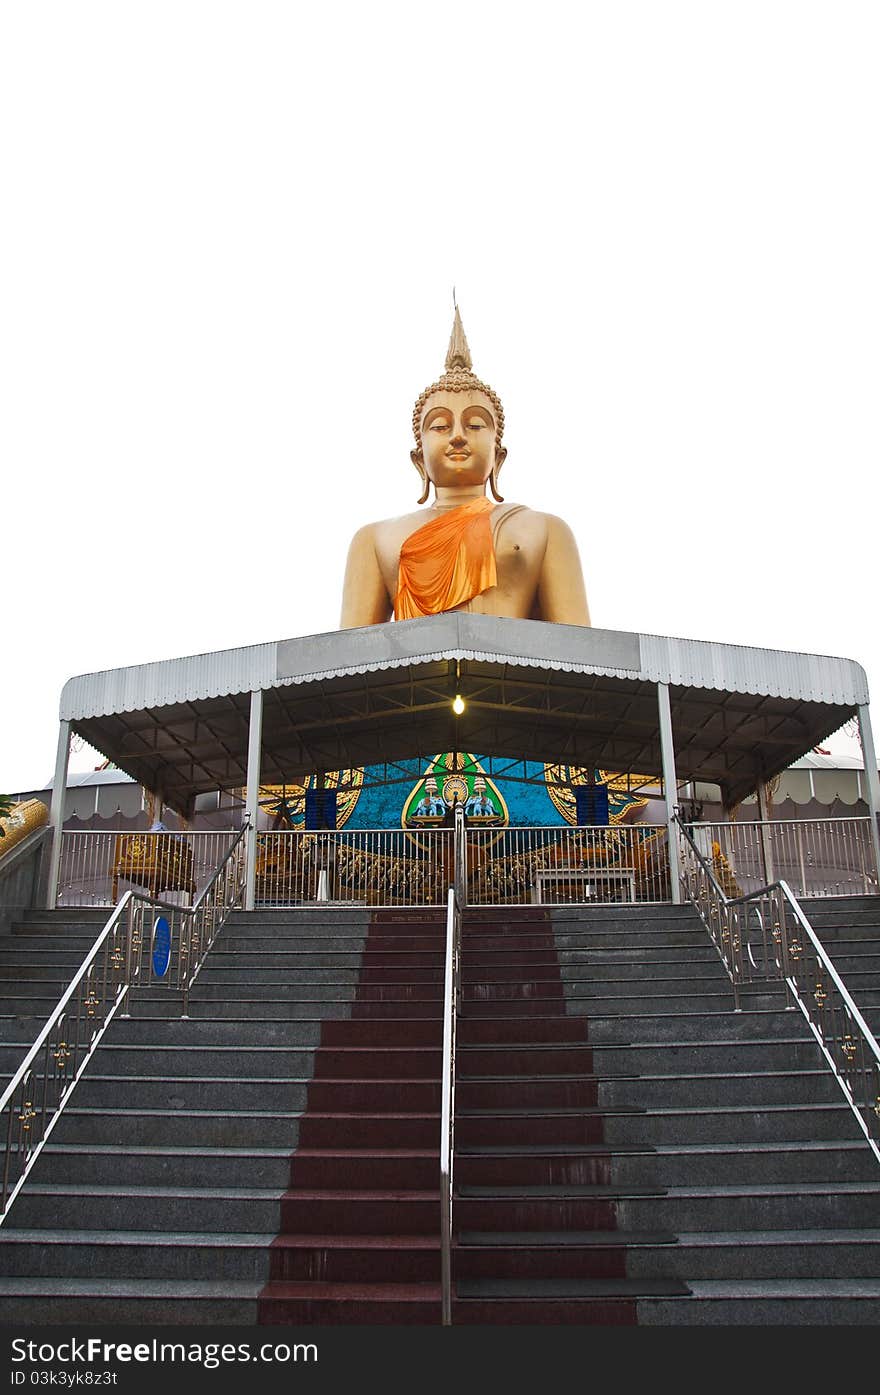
[339,309,591,629]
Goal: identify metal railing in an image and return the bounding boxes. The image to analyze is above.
[0,824,248,1223]
[688,817,879,900]
[677,817,880,1163]
[254,827,454,906]
[254,823,668,908]
[54,820,880,910]
[57,829,241,908]
[440,807,465,1326]
[464,823,669,905]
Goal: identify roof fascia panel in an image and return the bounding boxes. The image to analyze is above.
[60,615,869,725]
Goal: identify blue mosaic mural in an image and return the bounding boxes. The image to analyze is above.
[257,757,651,831]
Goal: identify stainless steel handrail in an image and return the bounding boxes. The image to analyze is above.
[0,822,249,1222]
[179,823,249,1013]
[686,815,879,899]
[440,803,465,1325]
[676,816,880,1163]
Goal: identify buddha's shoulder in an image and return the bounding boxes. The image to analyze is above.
[347,503,576,552]
[345,511,419,545]
[353,510,428,547]
[508,507,580,541]
[494,503,576,542]
[503,505,574,524]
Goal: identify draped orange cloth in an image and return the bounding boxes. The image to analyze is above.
[395,496,497,620]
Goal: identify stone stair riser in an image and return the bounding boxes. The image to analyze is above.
[83,1046,319,1077]
[638,1296,880,1326]
[72,1077,312,1110]
[629,1239,880,1281]
[585,1012,803,1044]
[600,1105,861,1146]
[596,1073,843,1108]
[617,1192,880,1229]
[58,1110,303,1148]
[0,1238,272,1282]
[34,1151,292,1189]
[0,1297,258,1326]
[7,1192,283,1232]
[108,1020,332,1047]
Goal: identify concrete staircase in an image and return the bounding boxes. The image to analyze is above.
[0,896,878,1323]
[451,903,880,1324]
[0,906,373,1323]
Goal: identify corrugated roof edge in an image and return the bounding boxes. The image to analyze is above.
[59,619,870,722]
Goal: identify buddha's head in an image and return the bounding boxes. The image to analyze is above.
[411,309,507,504]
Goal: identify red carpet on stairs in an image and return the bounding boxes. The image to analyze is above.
[257,907,637,1324]
[453,908,636,1325]
[257,910,445,1324]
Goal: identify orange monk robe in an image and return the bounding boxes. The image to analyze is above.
[395,496,497,621]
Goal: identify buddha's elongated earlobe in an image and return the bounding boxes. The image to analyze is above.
[411,448,430,505]
[489,446,507,503]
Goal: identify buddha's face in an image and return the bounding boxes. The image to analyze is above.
[416,389,505,491]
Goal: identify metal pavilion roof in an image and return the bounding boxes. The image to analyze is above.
[59,615,870,815]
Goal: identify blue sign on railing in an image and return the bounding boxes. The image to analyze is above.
[151,916,171,978]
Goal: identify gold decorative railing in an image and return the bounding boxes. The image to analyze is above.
[677,817,880,1163]
[0,824,248,1223]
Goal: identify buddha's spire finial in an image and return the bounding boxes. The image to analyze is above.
[446,304,473,373]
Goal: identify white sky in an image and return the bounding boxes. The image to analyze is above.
[2,1,877,794]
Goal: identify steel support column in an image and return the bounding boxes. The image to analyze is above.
[245,689,264,911]
[857,704,880,889]
[45,720,71,909]
[657,682,682,904]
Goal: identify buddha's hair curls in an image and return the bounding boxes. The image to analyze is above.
[412,370,505,444]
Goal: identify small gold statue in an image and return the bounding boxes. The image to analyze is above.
[339,308,591,629]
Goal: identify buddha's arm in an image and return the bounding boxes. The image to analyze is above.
[537,515,591,626]
[340,525,394,628]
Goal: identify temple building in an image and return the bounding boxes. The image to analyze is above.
[1,311,879,1325]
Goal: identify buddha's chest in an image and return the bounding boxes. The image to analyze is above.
[375,507,544,601]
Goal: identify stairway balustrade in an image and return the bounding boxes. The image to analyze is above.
[0,824,248,1223]
[677,817,880,1163]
